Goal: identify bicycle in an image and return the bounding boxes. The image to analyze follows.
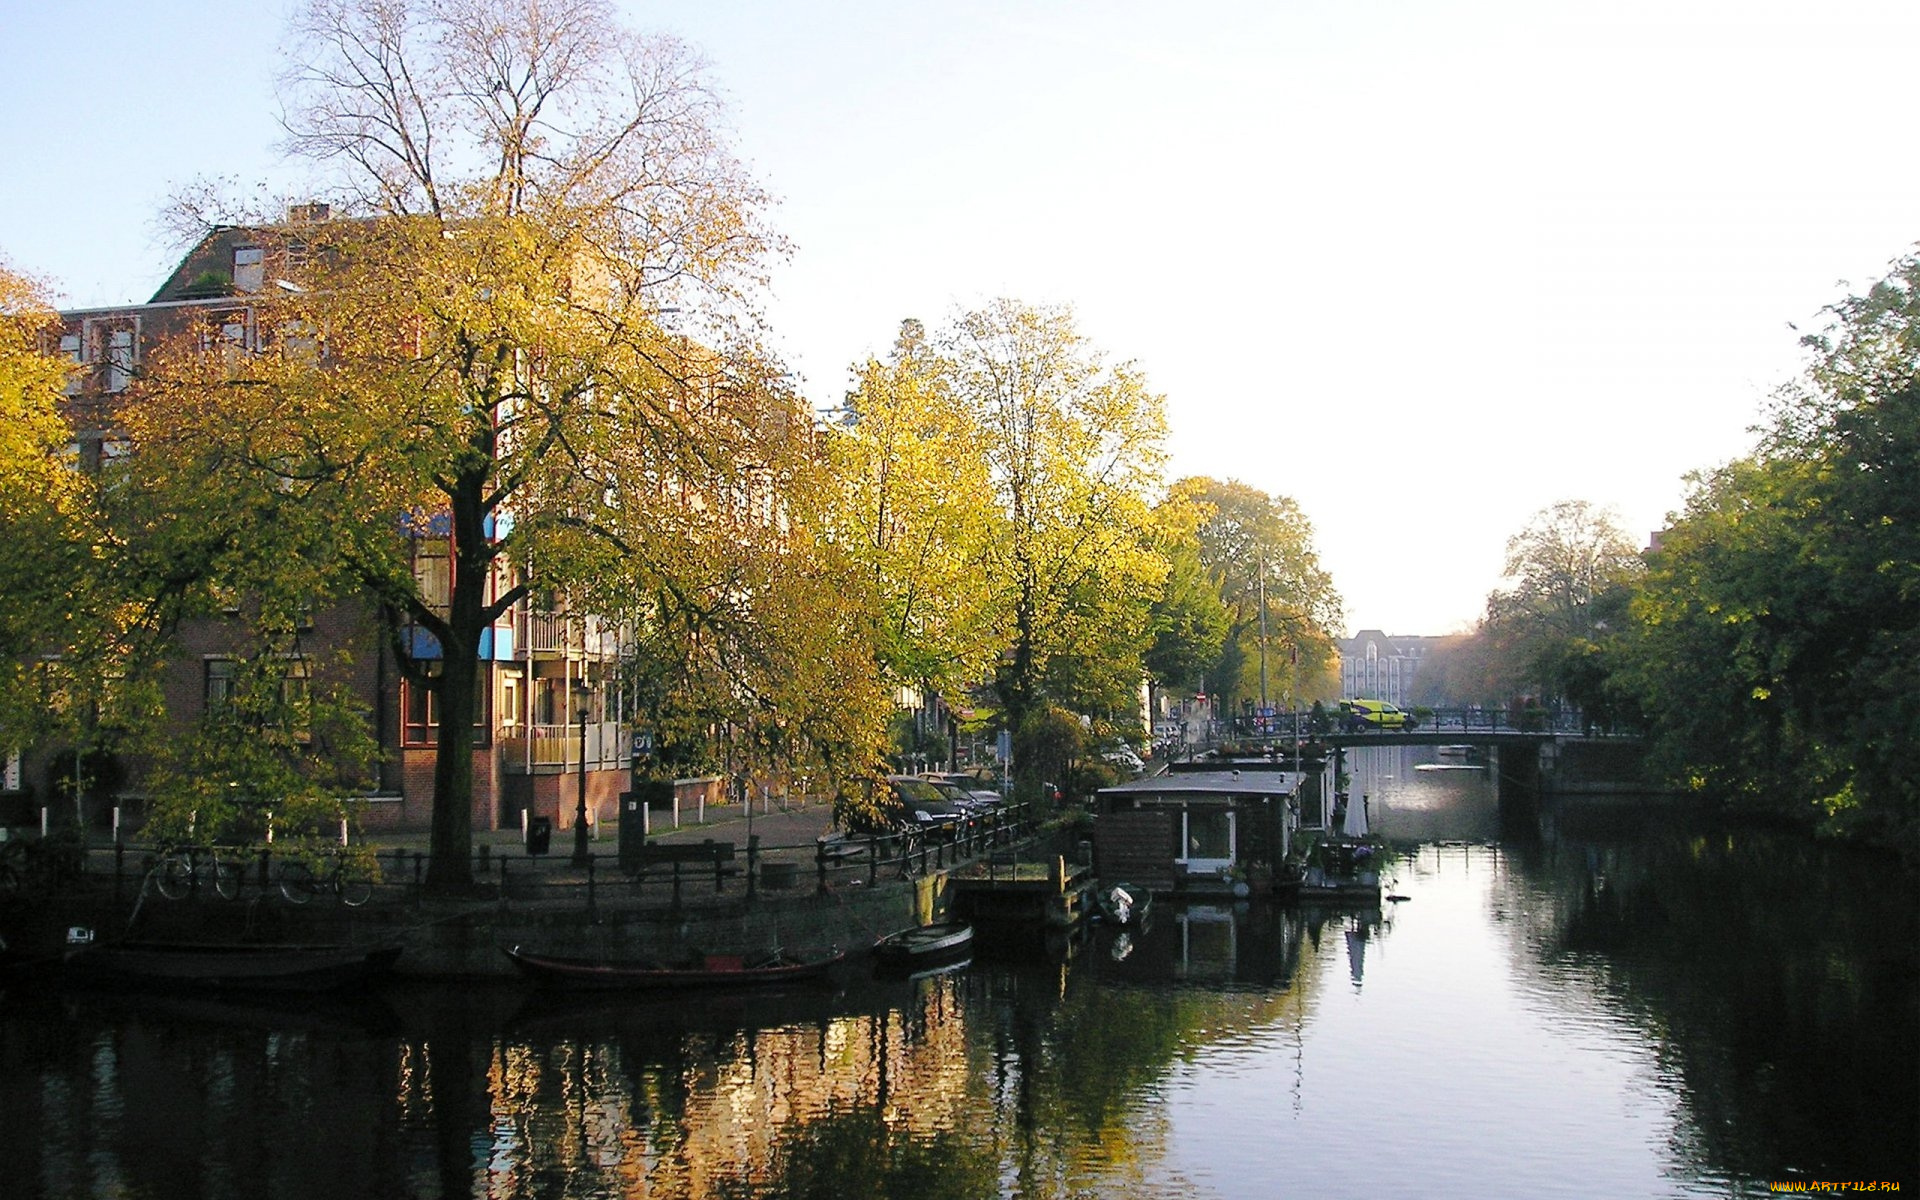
[153,846,242,901]
[274,852,377,907]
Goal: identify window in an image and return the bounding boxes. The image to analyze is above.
[58,333,82,394]
[105,328,134,392]
[403,668,441,745]
[279,659,312,735]
[205,657,311,741]
[1180,807,1236,873]
[403,663,489,746]
[3,748,20,792]
[413,538,451,611]
[498,672,521,732]
[199,308,254,357]
[205,659,237,710]
[232,246,265,293]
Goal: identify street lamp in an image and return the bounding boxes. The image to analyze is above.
[571,693,592,866]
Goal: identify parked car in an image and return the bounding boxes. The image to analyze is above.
[1339,699,1415,730]
[921,773,1005,812]
[884,775,969,839]
[1097,743,1145,774]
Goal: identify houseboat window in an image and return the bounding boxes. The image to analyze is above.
[1181,807,1235,872]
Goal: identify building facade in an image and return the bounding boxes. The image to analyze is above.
[1337,629,1439,709]
[7,211,630,837]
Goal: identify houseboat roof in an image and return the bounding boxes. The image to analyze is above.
[1098,770,1305,800]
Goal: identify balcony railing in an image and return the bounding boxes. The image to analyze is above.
[499,720,626,772]
[521,611,620,658]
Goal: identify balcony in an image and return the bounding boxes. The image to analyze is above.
[500,720,626,774]
[521,611,620,660]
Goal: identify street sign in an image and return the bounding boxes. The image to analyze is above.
[630,731,654,758]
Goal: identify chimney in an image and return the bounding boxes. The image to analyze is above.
[287,202,332,223]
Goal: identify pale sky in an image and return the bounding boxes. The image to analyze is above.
[5,0,1917,636]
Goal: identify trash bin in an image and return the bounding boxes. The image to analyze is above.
[526,816,552,856]
[620,778,674,873]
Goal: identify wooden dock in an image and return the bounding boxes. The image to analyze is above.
[948,856,1095,928]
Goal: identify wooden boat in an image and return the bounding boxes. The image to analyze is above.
[504,945,845,989]
[1094,882,1154,926]
[63,941,403,992]
[871,921,973,969]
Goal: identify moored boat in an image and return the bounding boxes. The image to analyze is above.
[504,945,845,989]
[63,940,403,992]
[871,920,973,970]
[1296,838,1384,903]
[1093,882,1153,926]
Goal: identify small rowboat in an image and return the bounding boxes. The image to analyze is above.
[64,941,403,992]
[871,921,973,970]
[1094,882,1153,927]
[504,945,845,989]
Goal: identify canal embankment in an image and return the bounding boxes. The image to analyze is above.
[4,802,1060,978]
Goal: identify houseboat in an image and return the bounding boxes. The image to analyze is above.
[1092,767,1315,898]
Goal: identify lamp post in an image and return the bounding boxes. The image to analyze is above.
[571,707,591,866]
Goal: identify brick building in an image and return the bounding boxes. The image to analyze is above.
[9,209,630,838]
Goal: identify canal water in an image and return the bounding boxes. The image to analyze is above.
[2,746,1914,1199]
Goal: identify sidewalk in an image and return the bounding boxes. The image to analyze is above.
[365,796,840,863]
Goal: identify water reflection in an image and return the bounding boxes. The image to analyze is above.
[2,756,1913,1198]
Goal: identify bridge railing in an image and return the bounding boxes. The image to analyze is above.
[1213,706,1634,740]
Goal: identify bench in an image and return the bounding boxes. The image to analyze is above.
[626,839,737,899]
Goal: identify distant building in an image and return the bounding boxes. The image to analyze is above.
[1338,630,1440,708]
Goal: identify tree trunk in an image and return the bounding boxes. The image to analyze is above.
[999,591,1039,790]
[422,468,493,896]
[424,647,479,895]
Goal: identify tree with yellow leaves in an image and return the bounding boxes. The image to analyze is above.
[132,0,815,894]
[0,260,130,821]
[948,300,1169,785]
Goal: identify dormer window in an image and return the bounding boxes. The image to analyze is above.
[233,246,265,293]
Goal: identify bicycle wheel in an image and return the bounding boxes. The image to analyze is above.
[336,866,374,907]
[154,854,193,900]
[210,856,242,901]
[276,860,316,904]
[895,829,925,880]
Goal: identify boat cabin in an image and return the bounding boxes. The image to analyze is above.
[1092,769,1308,896]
